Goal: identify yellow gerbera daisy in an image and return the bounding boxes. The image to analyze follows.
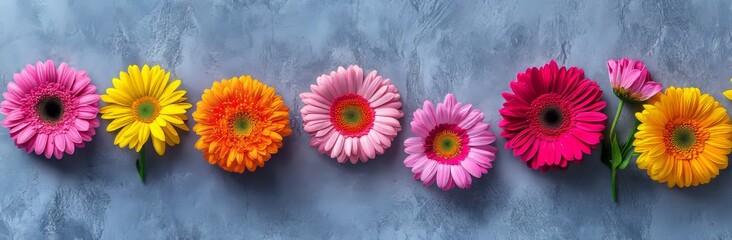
[193,75,292,173]
[634,87,732,188]
[100,65,191,155]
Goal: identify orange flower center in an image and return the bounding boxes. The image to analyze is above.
[431,130,462,159]
[424,124,469,165]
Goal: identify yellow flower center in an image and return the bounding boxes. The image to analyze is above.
[664,120,709,160]
[132,96,160,123]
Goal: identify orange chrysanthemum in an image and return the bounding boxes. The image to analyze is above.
[193,75,292,173]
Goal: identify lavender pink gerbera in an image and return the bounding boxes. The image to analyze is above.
[1,60,100,159]
[404,94,497,190]
[300,65,403,163]
[607,58,661,102]
[499,60,606,170]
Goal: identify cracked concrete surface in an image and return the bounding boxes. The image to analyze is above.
[1,0,731,239]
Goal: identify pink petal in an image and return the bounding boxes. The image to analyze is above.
[16,128,36,144]
[574,112,607,122]
[375,116,400,128]
[372,124,396,136]
[78,94,100,106]
[68,128,82,143]
[75,119,90,131]
[55,134,66,151]
[54,148,63,159]
[435,104,448,123]
[436,164,451,189]
[343,137,352,156]
[360,136,376,159]
[368,85,389,103]
[359,72,379,98]
[330,134,344,158]
[404,137,423,148]
[64,136,75,155]
[34,134,48,155]
[452,165,470,188]
[404,153,424,167]
[570,129,601,145]
[44,139,55,159]
[468,134,495,147]
[420,161,438,183]
[638,82,662,101]
[71,76,91,94]
[375,108,401,118]
[9,122,30,134]
[304,121,330,132]
[460,158,484,177]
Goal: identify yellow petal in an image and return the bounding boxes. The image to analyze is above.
[149,123,166,141]
[159,90,187,106]
[138,124,150,148]
[107,116,134,132]
[160,106,187,115]
[724,89,732,100]
[153,137,166,155]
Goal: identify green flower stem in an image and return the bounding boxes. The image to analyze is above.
[138,147,146,182]
[608,100,625,140]
[609,100,624,203]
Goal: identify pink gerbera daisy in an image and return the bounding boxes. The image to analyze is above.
[607,58,661,102]
[499,60,607,170]
[1,60,100,159]
[404,94,497,190]
[300,65,403,163]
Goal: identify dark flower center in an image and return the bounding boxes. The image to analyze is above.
[528,94,573,138]
[36,96,64,123]
[539,106,564,129]
[671,125,696,150]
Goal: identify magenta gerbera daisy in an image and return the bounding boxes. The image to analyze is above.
[499,60,607,170]
[300,65,403,163]
[404,94,497,190]
[1,60,100,159]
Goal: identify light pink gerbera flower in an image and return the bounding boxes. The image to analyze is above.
[300,65,403,163]
[1,60,100,159]
[499,60,607,170]
[607,58,661,102]
[404,94,497,190]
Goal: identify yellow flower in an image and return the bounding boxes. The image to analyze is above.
[634,87,732,188]
[100,65,191,155]
[193,75,292,173]
[724,77,732,99]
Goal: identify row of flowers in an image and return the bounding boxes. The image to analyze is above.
[3,59,730,202]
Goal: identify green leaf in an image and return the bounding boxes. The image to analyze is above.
[619,149,633,170]
[621,120,641,156]
[611,136,622,169]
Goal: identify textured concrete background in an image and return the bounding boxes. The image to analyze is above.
[0,0,731,239]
